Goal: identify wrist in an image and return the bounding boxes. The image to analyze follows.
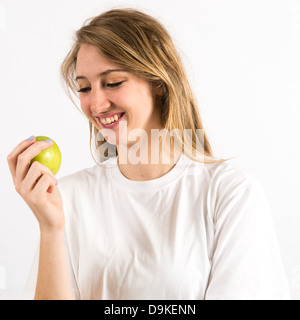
[39,224,65,238]
[38,213,65,236]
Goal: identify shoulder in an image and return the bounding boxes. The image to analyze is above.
[185,155,260,191]
[57,165,99,192]
[200,159,268,222]
[57,157,117,195]
[205,159,261,194]
[59,164,99,182]
[185,156,266,214]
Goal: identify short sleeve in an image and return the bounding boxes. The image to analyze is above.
[205,169,291,300]
[21,233,80,300]
[21,244,39,300]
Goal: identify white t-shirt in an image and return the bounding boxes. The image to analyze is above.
[22,154,291,300]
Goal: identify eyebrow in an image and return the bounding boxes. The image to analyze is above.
[75,69,127,81]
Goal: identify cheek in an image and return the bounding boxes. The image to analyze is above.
[124,93,154,121]
[79,97,91,117]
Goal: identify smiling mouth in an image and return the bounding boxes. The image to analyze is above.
[96,112,126,128]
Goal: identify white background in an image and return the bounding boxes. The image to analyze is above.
[0,0,300,300]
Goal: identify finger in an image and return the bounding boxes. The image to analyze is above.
[7,136,36,179]
[21,160,57,194]
[32,173,57,196]
[15,139,54,185]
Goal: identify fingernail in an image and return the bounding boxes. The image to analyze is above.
[26,136,34,141]
[45,139,53,143]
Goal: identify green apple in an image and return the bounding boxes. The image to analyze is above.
[30,136,61,175]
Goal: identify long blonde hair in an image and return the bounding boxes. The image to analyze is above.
[61,8,229,164]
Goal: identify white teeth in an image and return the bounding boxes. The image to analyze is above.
[100,114,122,125]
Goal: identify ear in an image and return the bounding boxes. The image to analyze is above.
[152,80,165,96]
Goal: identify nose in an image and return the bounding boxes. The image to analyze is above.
[90,87,111,115]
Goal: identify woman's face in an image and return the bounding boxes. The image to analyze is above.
[75,44,163,147]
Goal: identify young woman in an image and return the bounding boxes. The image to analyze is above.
[8,9,290,300]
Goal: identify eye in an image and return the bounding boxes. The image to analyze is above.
[106,81,124,88]
[77,87,91,93]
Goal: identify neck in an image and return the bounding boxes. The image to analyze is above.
[116,134,181,181]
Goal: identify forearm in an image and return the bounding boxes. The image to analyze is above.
[34,230,74,300]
